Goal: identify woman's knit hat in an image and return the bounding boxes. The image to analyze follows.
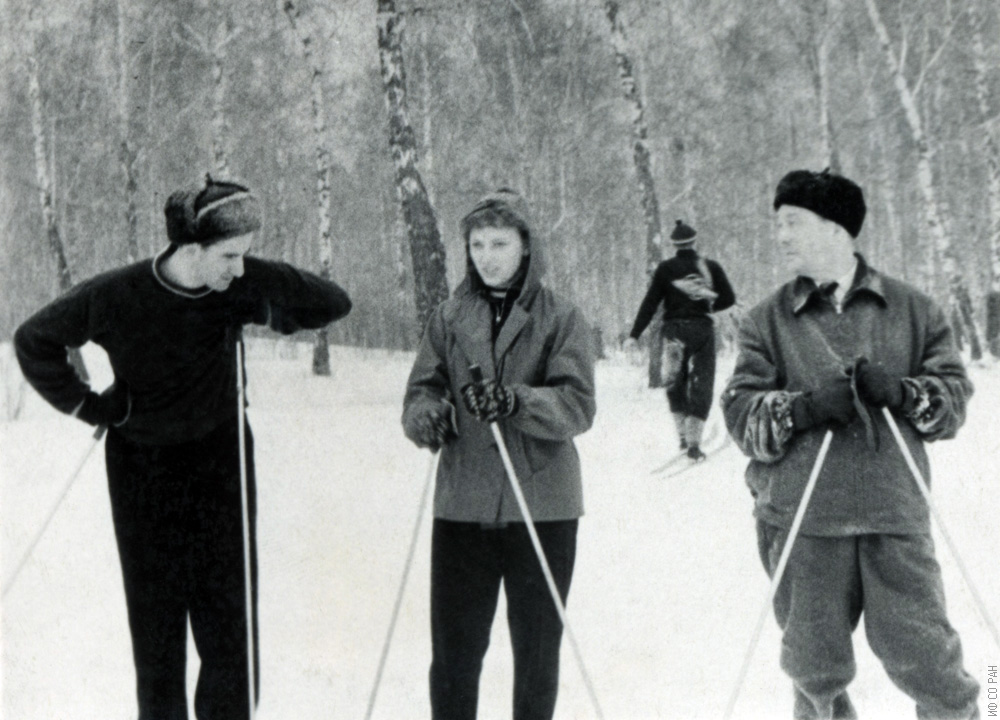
[773,168,866,238]
[164,175,262,246]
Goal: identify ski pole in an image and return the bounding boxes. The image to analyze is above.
[470,366,605,720]
[364,450,438,720]
[236,339,256,720]
[723,429,834,720]
[881,407,1000,651]
[2,423,106,599]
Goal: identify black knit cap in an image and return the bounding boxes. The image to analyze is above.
[190,174,262,245]
[670,219,697,244]
[773,168,866,238]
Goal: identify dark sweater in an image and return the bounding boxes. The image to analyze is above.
[629,249,735,338]
[15,251,351,445]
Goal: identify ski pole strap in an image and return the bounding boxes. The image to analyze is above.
[848,357,879,451]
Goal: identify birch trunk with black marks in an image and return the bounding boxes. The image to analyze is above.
[377,0,449,337]
[282,0,336,374]
[116,0,140,263]
[26,22,88,381]
[210,21,230,178]
[863,0,982,359]
[970,0,1000,357]
[604,0,666,387]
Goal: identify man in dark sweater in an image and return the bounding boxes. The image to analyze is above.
[722,169,978,719]
[626,220,735,459]
[14,176,352,720]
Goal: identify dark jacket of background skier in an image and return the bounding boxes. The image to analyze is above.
[402,201,596,523]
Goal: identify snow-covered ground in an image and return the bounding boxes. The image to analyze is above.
[2,340,998,719]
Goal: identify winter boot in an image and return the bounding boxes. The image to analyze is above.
[686,445,706,461]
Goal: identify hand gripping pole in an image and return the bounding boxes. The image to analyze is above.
[723,429,834,720]
[236,339,256,720]
[470,366,605,720]
[364,450,438,720]
[881,407,1000,651]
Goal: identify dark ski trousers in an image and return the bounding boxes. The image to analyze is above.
[429,518,578,720]
[105,418,259,720]
[662,318,716,420]
[757,521,979,720]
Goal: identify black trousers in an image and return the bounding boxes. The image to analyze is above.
[105,418,259,720]
[662,318,716,420]
[429,518,578,720]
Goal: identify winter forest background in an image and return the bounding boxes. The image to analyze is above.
[3,2,1000,718]
[1,0,999,364]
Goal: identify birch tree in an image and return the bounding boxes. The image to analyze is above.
[969,0,1000,356]
[281,0,336,374]
[603,0,666,387]
[862,0,983,359]
[377,0,449,335]
[23,8,88,380]
[175,14,241,176]
[115,0,140,263]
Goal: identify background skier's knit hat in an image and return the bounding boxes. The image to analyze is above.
[460,187,532,244]
[773,168,867,238]
[670,219,697,245]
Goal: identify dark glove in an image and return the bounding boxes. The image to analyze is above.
[76,381,131,427]
[460,379,517,423]
[791,376,855,430]
[412,403,457,451]
[853,358,913,411]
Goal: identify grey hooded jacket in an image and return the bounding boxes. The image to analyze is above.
[402,193,596,523]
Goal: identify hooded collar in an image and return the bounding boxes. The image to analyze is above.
[791,253,886,315]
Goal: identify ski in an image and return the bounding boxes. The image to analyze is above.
[662,434,732,478]
[650,423,720,475]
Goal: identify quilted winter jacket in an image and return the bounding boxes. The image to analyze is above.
[721,256,972,536]
[402,236,596,523]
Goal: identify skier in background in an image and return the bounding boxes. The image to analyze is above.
[625,219,736,460]
[14,176,352,720]
[722,168,979,719]
[402,188,596,720]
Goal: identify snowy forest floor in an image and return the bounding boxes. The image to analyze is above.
[2,340,999,720]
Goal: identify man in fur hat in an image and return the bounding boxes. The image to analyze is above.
[15,176,352,719]
[722,169,979,719]
[626,219,736,460]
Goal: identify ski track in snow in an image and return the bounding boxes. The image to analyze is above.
[2,340,998,719]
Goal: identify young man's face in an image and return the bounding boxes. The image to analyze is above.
[775,205,850,280]
[194,233,253,292]
[468,226,527,289]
